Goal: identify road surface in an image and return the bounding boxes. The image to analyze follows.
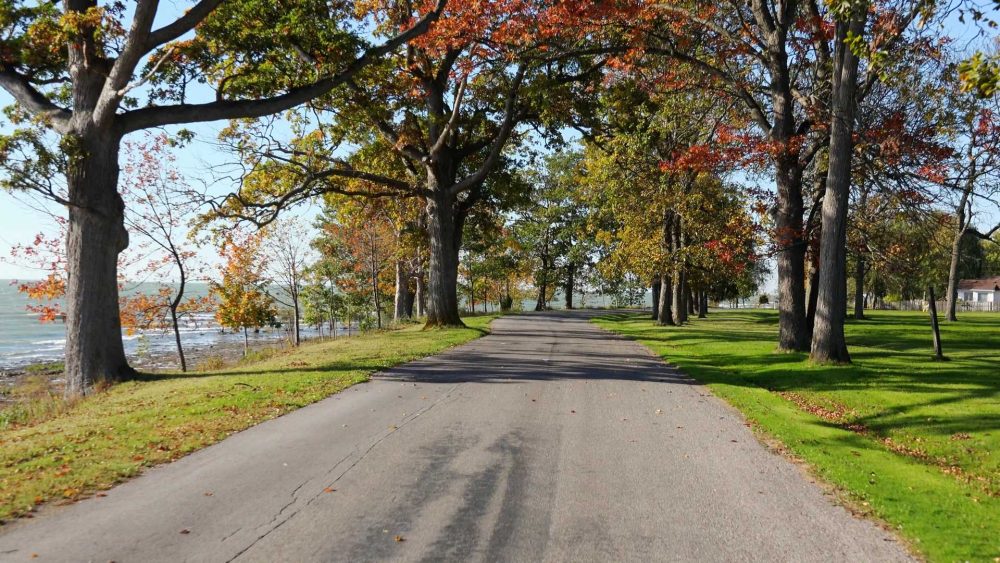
[0,311,911,562]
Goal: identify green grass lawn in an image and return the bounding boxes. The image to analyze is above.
[595,310,999,563]
[0,316,495,523]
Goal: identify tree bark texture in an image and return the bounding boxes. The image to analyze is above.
[64,132,134,396]
[424,190,463,327]
[811,12,865,363]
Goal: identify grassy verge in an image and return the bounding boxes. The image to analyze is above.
[594,310,999,562]
[0,316,495,523]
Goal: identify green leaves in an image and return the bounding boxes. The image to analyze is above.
[957,53,1000,98]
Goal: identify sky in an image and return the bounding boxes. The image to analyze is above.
[1,1,998,293]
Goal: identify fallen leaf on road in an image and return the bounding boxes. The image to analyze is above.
[324,487,336,493]
[676,426,684,429]
[570,410,576,414]
[180,529,191,535]
[655,409,663,414]
[394,535,405,542]
[730,440,738,443]
[203,491,213,497]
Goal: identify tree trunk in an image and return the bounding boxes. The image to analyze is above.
[469,277,476,313]
[671,215,685,326]
[806,230,821,336]
[292,290,301,346]
[535,256,548,311]
[945,195,972,322]
[242,327,249,357]
[404,280,416,318]
[651,277,661,320]
[698,291,708,318]
[394,260,411,321]
[775,159,809,351]
[371,258,382,330]
[671,273,684,326]
[811,12,865,363]
[656,272,674,326]
[424,191,463,327]
[63,133,134,396]
[946,227,963,322]
[415,273,426,317]
[564,262,575,309]
[853,253,865,320]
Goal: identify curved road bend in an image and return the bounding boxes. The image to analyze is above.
[0,311,911,562]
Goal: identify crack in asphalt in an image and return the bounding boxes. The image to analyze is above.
[226,382,465,561]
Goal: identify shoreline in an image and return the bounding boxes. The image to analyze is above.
[0,332,332,407]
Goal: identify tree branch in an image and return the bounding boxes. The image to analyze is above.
[448,66,526,196]
[146,0,224,49]
[0,68,72,133]
[118,0,448,134]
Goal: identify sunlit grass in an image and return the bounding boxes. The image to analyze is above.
[0,316,495,523]
[595,310,999,563]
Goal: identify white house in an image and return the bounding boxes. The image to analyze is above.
[958,277,1000,304]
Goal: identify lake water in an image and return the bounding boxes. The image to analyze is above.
[0,281,313,371]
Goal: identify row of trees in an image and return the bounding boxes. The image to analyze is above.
[2,0,999,395]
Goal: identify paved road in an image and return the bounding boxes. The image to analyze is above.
[0,311,911,562]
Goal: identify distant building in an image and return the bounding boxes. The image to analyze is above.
[957,277,1000,303]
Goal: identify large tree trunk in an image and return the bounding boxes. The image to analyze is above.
[757,5,809,353]
[656,272,674,326]
[811,13,865,363]
[698,291,708,318]
[671,274,684,326]
[424,191,463,327]
[775,159,809,351]
[394,260,411,321]
[64,133,134,396]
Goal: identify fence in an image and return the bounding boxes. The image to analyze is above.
[871,299,999,313]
